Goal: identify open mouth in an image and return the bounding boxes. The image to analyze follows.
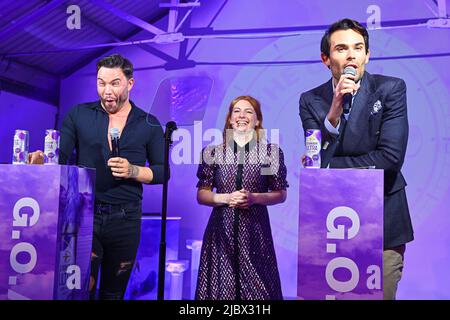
[345,63,358,69]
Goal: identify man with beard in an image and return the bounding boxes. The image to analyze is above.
[30,54,164,299]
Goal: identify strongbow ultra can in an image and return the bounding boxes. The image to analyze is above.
[44,129,60,165]
[305,129,321,168]
[12,129,29,164]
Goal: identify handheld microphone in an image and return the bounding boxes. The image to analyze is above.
[109,128,120,158]
[109,128,121,180]
[342,66,357,115]
[164,121,178,141]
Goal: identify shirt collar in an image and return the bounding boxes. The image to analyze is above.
[227,134,259,153]
[92,100,145,119]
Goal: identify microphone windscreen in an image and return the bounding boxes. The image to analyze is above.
[343,66,357,77]
[109,128,120,139]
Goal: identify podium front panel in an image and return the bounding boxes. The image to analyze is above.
[298,169,383,300]
[0,165,95,300]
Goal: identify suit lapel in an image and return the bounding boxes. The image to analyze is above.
[342,72,377,150]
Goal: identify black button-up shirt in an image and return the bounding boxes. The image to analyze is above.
[59,100,164,204]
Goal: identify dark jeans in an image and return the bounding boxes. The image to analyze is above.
[90,201,142,300]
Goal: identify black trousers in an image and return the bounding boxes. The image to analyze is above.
[90,201,142,300]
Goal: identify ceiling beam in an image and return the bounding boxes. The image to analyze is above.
[186,0,228,58]
[0,58,59,89]
[0,0,66,43]
[89,0,166,35]
[437,0,448,17]
[80,14,179,62]
[61,8,174,78]
[183,18,434,37]
[175,0,201,32]
[0,75,59,107]
[167,0,179,33]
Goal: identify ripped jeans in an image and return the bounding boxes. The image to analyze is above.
[90,201,142,300]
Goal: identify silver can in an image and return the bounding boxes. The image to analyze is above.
[44,129,60,165]
[12,129,29,164]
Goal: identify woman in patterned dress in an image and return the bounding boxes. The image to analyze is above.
[195,95,288,300]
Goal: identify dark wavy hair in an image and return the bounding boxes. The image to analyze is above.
[321,18,369,57]
[96,53,133,79]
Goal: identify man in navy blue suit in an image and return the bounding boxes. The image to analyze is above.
[299,18,414,300]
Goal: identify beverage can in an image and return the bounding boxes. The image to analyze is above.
[305,129,321,168]
[12,129,29,164]
[44,129,60,165]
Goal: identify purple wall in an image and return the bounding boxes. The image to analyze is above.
[0,91,57,164]
[1,0,449,299]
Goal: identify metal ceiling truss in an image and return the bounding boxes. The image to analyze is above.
[0,0,67,44]
[0,58,60,106]
[1,0,450,102]
[2,1,449,61]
